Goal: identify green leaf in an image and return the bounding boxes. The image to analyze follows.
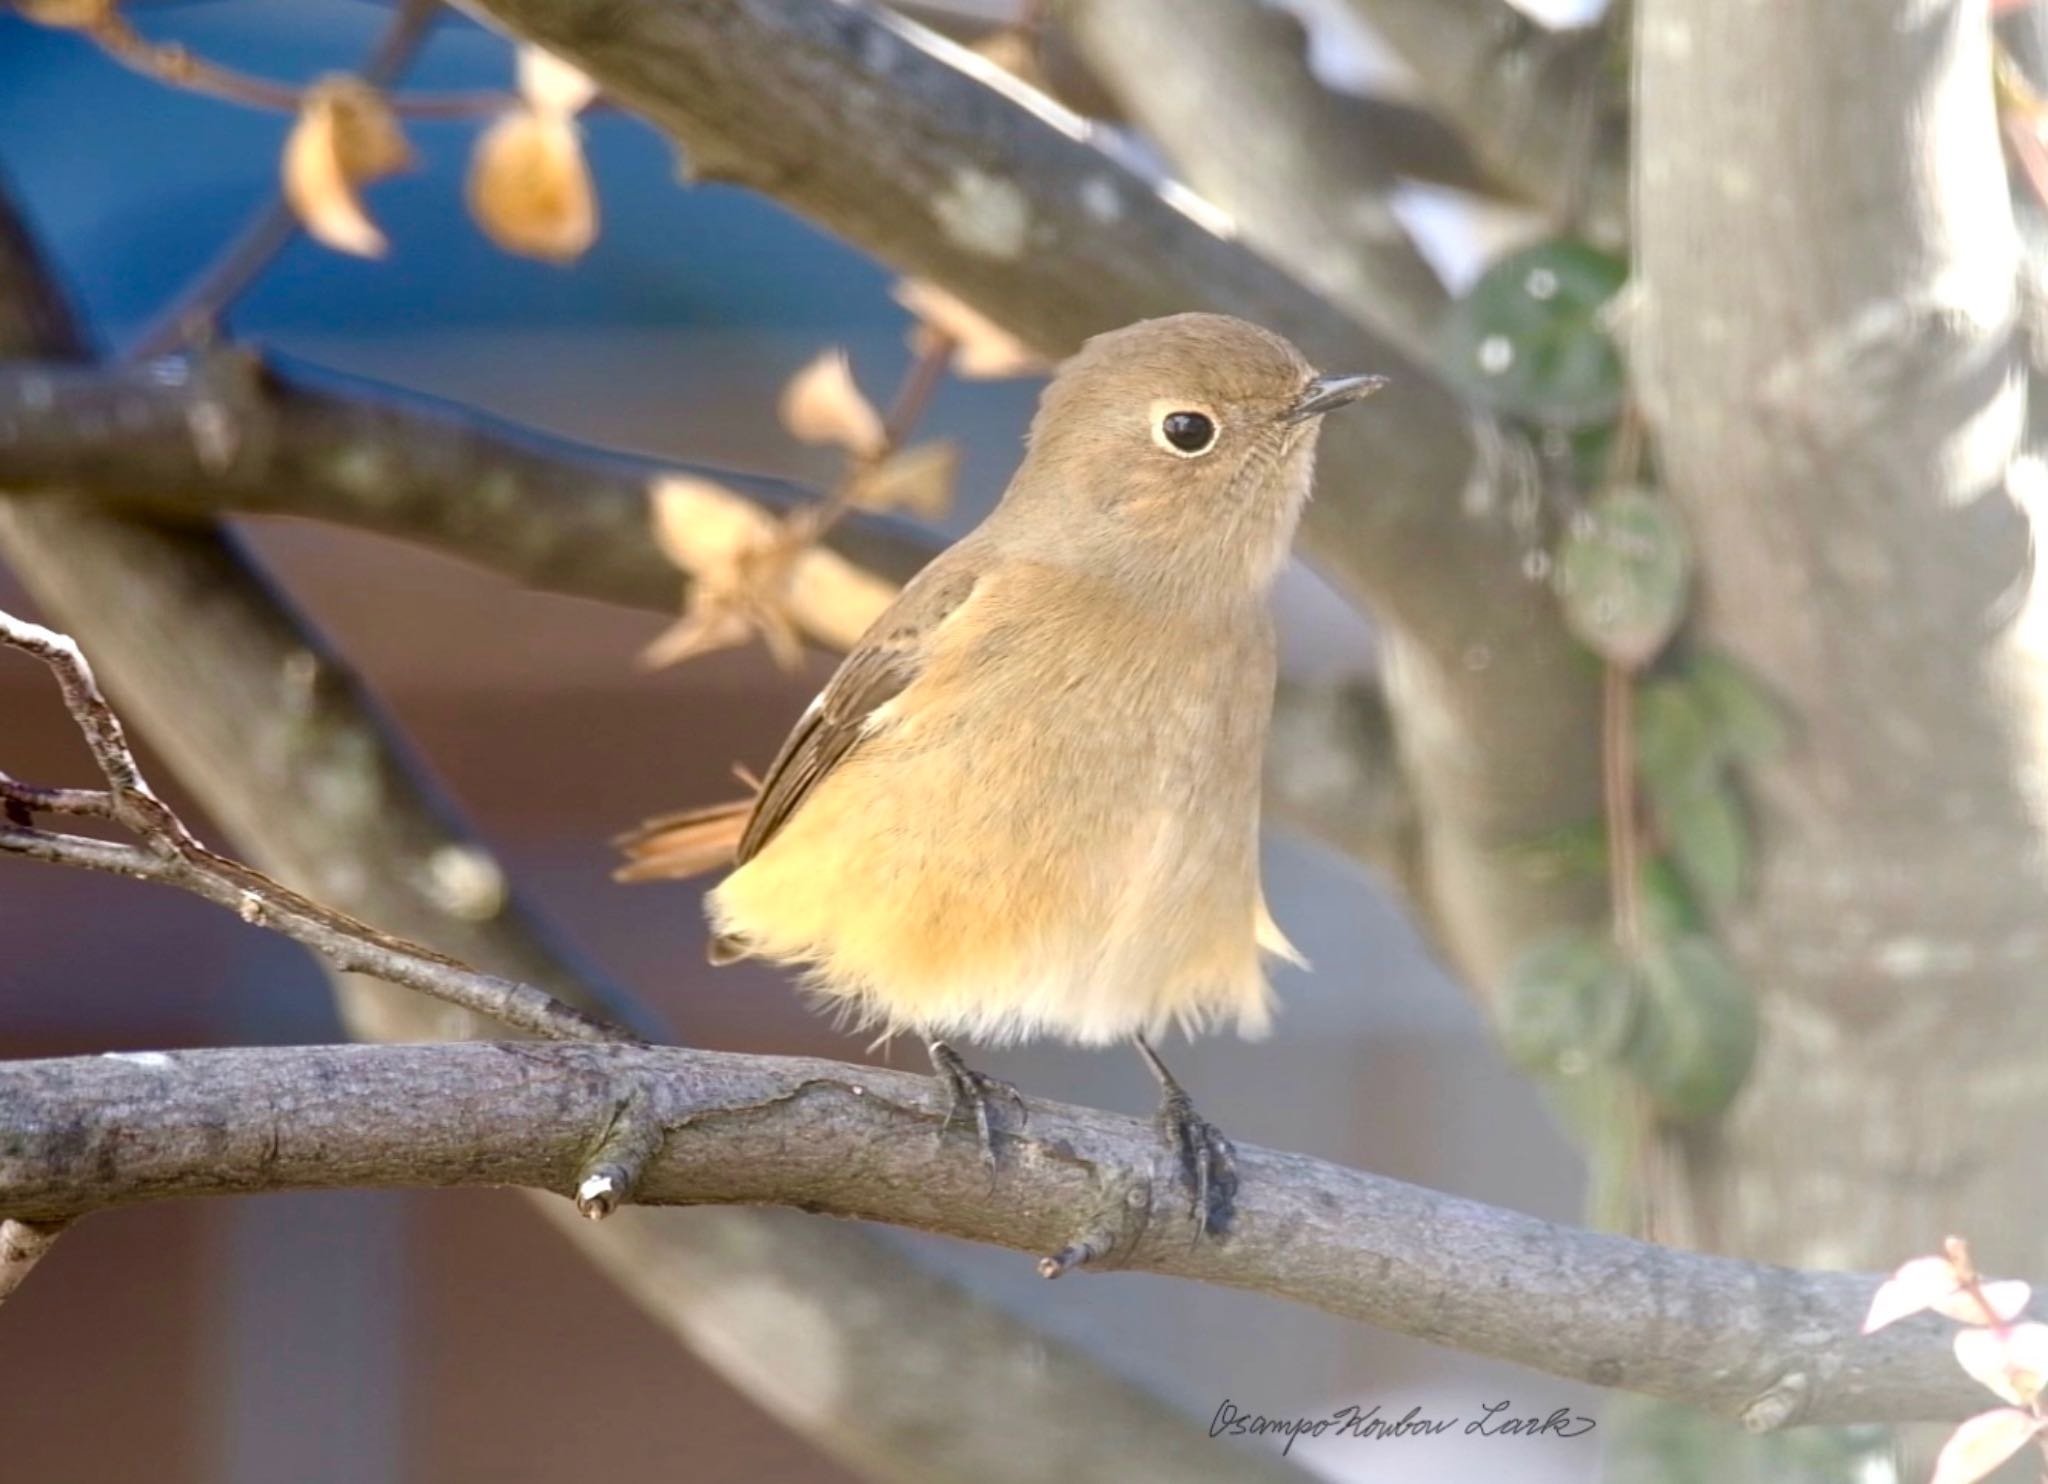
[1635,678,1719,807]
[1498,930,1637,1075]
[1666,786,1748,908]
[1637,855,1703,941]
[1627,935,1758,1121]
[1437,239,1629,426]
[1554,489,1693,666]
[1504,817,1609,881]
[1689,651,1790,762]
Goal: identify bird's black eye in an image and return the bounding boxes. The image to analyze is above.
[1158,410,1217,456]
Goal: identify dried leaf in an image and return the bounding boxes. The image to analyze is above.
[17,0,112,27]
[1955,1323,2048,1406]
[516,44,598,116]
[283,76,412,259]
[641,602,752,670]
[467,110,597,264]
[893,279,1048,380]
[854,440,960,518]
[646,475,897,665]
[1864,1254,1968,1333]
[780,350,886,457]
[1929,1409,2042,1484]
[650,475,774,573]
[968,28,1052,94]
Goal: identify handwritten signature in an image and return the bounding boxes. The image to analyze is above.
[1210,1399,1597,1456]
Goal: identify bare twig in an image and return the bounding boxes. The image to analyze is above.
[119,0,445,363]
[0,1038,2023,1430]
[808,325,956,537]
[0,608,630,1045]
[81,11,507,121]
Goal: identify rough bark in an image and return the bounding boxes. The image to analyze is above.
[1061,0,1449,355]
[1631,0,2048,1269]
[1339,0,1628,242]
[0,1040,2014,1430]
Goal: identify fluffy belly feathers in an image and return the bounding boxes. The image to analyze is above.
[708,650,1283,1046]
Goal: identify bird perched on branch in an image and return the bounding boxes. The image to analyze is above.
[619,313,1385,1233]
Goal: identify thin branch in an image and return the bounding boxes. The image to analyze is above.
[119,0,443,363]
[904,0,1509,195]
[1338,0,1627,242]
[81,12,507,121]
[1061,0,1448,353]
[0,608,631,1045]
[0,1038,2015,1430]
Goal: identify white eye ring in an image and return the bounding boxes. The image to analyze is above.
[1150,400,1219,458]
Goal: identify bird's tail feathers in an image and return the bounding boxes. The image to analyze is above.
[612,798,751,882]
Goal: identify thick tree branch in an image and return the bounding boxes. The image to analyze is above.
[0,181,1298,1484]
[1631,2,2045,1269]
[0,1039,2013,1431]
[0,353,931,622]
[1338,0,1627,241]
[898,3,1507,197]
[1060,0,1448,355]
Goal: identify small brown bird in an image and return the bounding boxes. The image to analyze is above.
[619,313,1384,1230]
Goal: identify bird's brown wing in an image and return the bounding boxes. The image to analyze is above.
[736,559,979,863]
[613,555,981,884]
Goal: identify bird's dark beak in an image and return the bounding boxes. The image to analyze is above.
[1286,373,1390,422]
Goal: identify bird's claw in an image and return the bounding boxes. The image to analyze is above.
[927,1040,1026,1176]
[1156,1085,1237,1241]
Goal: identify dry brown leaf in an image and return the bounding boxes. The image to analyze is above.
[515,44,598,117]
[892,279,1048,380]
[646,476,802,670]
[467,109,597,263]
[968,28,1051,95]
[852,439,959,518]
[17,0,113,27]
[645,475,896,668]
[641,596,761,670]
[283,76,412,259]
[779,349,886,458]
[649,474,778,571]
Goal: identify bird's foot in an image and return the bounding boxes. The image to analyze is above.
[1155,1083,1237,1240]
[926,1040,1026,1175]
[1136,1036,1236,1239]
